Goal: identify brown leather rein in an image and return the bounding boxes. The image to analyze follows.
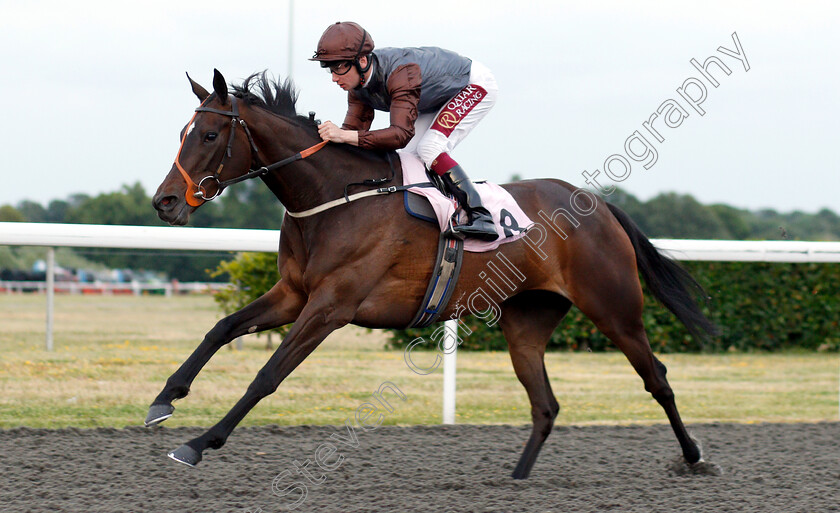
[174,95,327,207]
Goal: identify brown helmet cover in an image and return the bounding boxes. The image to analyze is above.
[310,21,375,62]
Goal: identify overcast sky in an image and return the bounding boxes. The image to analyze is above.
[1,0,838,214]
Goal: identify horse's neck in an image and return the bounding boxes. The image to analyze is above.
[248,110,400,214]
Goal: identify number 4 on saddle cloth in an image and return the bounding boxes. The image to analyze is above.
[398,151,534,328]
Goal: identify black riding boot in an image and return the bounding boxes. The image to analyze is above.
[441,165,499,242]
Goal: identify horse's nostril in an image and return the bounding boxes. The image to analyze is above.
[154,195,178,211]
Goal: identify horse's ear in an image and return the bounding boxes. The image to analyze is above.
[186,72,210,102]
[213,69,228,104]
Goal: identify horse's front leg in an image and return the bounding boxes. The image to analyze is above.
[166,284,360,466]
[144,279,305,426]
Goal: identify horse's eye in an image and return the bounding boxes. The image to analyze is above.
[204,132,218,142]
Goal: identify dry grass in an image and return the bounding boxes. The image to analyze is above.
[0,294,836,428]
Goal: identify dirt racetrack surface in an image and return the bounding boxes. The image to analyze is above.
[0,422,837,513]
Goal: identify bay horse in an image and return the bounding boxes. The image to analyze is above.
[148,70,718,479]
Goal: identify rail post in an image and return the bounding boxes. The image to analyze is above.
[45,247,55,352]
[442,319,458,424]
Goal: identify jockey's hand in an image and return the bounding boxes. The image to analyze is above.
[318,121,359,146]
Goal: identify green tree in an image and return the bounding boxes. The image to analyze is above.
[0,205,24,222]
[0,247,21,269]
[643,193,730,238]
[66,182,160,226]
[709,204,751,240]
[45,199,72,223]
[814,208,840,240]
[17,200,47,222]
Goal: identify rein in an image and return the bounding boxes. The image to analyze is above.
[174,95,327,207]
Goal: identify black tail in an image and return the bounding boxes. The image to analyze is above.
[606,203,718,343]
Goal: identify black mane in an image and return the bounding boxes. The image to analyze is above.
[231,72,318,132]
[229,72,394,164]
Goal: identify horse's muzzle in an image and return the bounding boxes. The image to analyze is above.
[152,193,189,226]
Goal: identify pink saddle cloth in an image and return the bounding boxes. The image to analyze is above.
[398,152,533,252]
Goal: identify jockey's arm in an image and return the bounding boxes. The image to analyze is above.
[342,91,374,132]
[319,65,421,150]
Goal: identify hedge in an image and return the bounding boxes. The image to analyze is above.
[384,262,839,353]
[213,254,838,353]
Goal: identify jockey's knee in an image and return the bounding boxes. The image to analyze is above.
[415,133,449,167]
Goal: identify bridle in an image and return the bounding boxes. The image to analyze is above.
[174,95,327,207]
[173,93,414,219]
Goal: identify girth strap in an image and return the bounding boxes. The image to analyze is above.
[407,234,465,329]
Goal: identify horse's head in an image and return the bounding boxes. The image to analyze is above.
[153,70,255,225]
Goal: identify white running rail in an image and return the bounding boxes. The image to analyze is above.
[2,222,839,422]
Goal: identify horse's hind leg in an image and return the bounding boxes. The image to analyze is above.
[573,276,702,465]
[499,291,572,479]
[144,279,304,426]
[616,326,701,464]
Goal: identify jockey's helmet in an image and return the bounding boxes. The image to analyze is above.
[310,22,374,63]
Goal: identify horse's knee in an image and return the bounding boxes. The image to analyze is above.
[655,357,667,373]
[650,384,675,404]
[206,316,238,344]
[247,370,279,398]
[549,401,560,420]
[643,358,671,398]
[532,407,555,437]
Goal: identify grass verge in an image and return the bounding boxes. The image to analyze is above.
[0,294,836,428]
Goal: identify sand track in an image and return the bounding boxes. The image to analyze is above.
[0,422,837,512]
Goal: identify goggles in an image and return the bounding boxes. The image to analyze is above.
[322,60,354,76]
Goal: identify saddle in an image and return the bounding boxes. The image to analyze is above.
[399,155,534,329]
[398,152,532,251]
[404,173,468,237]
[404,188,439,224]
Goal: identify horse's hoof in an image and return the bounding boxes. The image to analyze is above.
[677,434,722,475]
[670,456,723,476]
[688,459,724,476]
[168,444,202,467]
[144,404,175,427]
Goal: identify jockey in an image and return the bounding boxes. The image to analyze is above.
[310,21,499,242]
